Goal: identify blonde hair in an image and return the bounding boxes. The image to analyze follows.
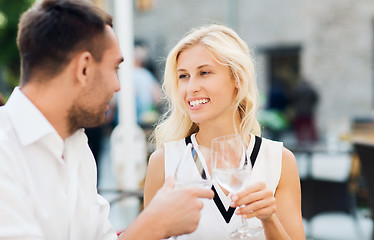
[154,24,261,148]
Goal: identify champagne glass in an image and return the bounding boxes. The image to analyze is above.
[174,143,212,188]
[211,134,263,239]
[172,143,212,239]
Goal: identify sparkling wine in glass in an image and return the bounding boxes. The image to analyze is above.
[211,134,263,239]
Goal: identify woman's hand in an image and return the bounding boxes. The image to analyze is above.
[230,182,276,221]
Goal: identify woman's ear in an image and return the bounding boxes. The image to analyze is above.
[230,69,239,88]
[235,80,239,88]
[76,51,93,86]
[233,76,239,88]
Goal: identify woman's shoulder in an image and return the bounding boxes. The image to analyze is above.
[277,145,299,189]
[149,147,165,163]
[280,146,298,176]
[281,146,296,162]
[149,136,187,165]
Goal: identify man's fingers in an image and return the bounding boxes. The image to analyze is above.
[193,188,214,199]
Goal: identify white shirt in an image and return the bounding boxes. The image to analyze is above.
[0,88,117,240]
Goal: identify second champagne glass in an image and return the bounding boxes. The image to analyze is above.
[172,143,212,239]
[211,134,263,239]
[174,143,212,189]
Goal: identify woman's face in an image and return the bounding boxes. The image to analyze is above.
[176,44,238,126]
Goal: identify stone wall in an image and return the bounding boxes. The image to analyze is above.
[131,0,374,137]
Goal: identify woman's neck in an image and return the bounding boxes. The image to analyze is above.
[194,109,243,147]
[195,126,237,148]
[195,124,250,148]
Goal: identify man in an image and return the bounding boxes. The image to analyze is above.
[0,0,213,239]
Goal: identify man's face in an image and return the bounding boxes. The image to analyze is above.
[68,26,123,131]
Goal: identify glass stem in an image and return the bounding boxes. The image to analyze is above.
[241,216,248,228]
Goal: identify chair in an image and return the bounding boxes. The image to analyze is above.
[301,152,367,239]
[354,142,374,240]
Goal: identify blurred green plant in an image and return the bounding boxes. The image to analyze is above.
[0,0,35,96]
[258,109,289,131]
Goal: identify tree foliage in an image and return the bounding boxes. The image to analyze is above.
[0,0,35,94]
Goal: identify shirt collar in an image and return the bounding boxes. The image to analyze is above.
[5,87,61,146]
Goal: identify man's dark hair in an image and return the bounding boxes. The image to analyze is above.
[17,0,113,85]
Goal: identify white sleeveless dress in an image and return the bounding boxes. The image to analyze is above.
[164,133,283,240]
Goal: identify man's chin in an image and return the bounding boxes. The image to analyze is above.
[82,117,106,129]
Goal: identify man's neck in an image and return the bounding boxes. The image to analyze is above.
[21,82,74,140]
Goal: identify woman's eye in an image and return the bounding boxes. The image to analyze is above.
[179,74,189,79]
[201,71,210,76]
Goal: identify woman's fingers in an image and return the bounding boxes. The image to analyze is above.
[230,182,277,220]
[236,197,276,219]
[230,182,267,207]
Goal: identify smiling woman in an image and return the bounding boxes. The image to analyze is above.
[144,24,305,240]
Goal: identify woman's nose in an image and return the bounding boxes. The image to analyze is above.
[187,76,201,93]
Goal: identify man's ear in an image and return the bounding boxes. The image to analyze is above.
[75,51,93,86]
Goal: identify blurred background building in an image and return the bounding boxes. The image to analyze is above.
[131,0,374,145]
[1,0,374,146]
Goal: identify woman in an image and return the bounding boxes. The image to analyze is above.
[144,24,304,240]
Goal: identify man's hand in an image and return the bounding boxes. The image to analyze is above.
[146,177,214,238]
